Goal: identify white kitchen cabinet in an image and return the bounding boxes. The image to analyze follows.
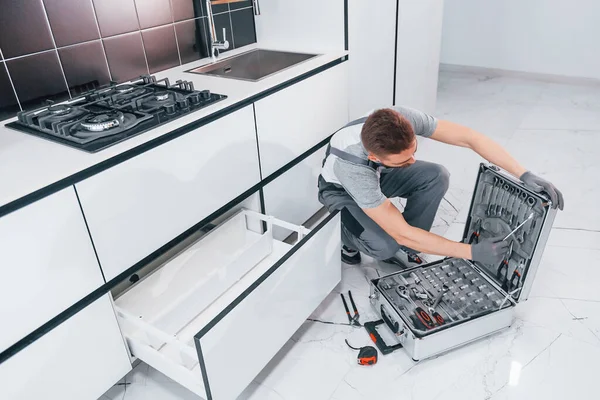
[0,187,106,354]
[262,144,327,240]
[114,210,341,400]
[0,295,131,400]
[395,0,444,114]
[347,0,397,119]
[75,105,261,282]
[254,63,349,178]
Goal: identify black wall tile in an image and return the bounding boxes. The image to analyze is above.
[229,1,252,11]
[103,32,148,82]
[212,13,233,53]
[0,0,54,58]
[230,8,256,48]
[93,0,140,37]
[175,18,208,64]
[171,0,203,21]
[0,63,20,121]
[59,41,111,96]
[44,0,100,47]
[142,26,180,73]
[6,51,69,110]
[136,0,173,29]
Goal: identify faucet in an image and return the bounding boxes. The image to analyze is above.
[206,0,230,60]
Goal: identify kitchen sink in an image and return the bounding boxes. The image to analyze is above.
[187,49,319,82]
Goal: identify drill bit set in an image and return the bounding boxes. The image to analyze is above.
[368,164,557,361]
[376,259,510,333]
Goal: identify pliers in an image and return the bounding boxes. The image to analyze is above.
[468,219,483,245]
[508,259,525,292]
[497,241,514,291]
[340,291,361,327]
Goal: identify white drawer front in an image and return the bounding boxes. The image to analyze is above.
[76,105,261,282]
[198,213,341,400]
[0,187,105,353]
[254,64,349,177]
[0,295,131,400]
[263,144,327,240]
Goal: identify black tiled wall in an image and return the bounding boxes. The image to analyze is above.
[0,0,257,121]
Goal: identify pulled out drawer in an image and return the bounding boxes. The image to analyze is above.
[115,209,341,399]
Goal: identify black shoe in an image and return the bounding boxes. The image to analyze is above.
[341,245,362,265]
[382,250,425,269]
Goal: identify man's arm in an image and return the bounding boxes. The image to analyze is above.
[364,199,472,258]
[430,120,527,178]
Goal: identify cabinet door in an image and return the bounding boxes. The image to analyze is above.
[348,0,397,119]
[395,0,444,114]
[262,144,327,240]
[254,63,349,178]
[0,187,105,353]
[76,105,261,282]
[0,295,131,400]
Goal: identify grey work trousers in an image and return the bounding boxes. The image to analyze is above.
[319,160,450,260]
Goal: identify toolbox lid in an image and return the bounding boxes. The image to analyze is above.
[461,164,557,302]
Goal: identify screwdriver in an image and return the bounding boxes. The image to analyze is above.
[503,213,534,241]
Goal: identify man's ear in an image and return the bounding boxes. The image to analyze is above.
[367,153,380,163]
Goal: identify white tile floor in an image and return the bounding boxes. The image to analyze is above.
[100,68,600,400]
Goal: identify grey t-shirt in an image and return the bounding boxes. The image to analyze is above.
[320,106,438,209]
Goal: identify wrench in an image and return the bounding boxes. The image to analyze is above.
[495,183,510,216]
[396,286,436,329]
[487,177,501,216]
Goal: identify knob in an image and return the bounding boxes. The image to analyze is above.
[189,93,201,104]
[200,90,211,100]
[164,103,176,114]
[177,98,189,109]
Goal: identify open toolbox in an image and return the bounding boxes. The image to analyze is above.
[368,164,558,361]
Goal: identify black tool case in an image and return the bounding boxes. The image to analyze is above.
[368,164,558,361]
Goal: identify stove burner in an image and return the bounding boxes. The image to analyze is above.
[48,104,73,116]
[80,112,125,132]
[8,75,227,152]
[116,84,136,94]
[155,91,170,101]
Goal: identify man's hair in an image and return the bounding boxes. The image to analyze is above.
[360,109,415,156]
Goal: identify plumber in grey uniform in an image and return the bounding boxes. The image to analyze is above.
[318,107,564,267]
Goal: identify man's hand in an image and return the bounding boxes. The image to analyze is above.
[471,236,510,265]
[520,171,564,210]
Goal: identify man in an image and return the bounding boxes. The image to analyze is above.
[318,107,564,267]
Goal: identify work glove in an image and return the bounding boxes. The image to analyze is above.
[471,236,510,265]
[520,171,564,210]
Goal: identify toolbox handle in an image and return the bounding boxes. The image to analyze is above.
[380,304,399,333]
[364,320,404,355]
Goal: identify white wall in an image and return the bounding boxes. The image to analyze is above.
[254,0,345,53]
[440,0,600,79]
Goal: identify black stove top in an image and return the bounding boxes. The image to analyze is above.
[6,75,227,153]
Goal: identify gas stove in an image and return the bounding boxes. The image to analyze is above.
[5,75,226,153]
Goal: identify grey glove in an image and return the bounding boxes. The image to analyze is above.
[520,171,564,210]
[471,236,510,265]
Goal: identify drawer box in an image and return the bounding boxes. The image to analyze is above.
[115,209,340,399]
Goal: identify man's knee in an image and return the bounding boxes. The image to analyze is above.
[427,164,450,194]
[363,235,400,260]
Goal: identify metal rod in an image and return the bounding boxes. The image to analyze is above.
[503,212,534,241]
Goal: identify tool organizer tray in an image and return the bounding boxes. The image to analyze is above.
[369,164,558,361]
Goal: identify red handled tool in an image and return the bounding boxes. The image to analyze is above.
[396,285,435,330]
[468,219,482,245]
[497,241,514,291]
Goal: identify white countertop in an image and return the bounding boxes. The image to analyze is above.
[0,44,348,211]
